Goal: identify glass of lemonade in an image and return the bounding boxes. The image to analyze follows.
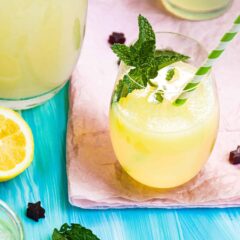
[161,0,233,20]
[0,201,24,240]
[0,0,88,109]
[109,32,219,188]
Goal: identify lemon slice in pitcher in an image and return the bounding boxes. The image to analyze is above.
[0,107,34,181]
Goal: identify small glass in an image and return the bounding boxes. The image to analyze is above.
[109,32,219,188]
[161,0,233,21]
[0,0,88,109]
[0,200,24,240]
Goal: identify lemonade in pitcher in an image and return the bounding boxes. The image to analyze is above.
[161,0,232,20]
[0,0,87,109]
[109,16,219,188]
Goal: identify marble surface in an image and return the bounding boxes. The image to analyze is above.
[0,85,239,239]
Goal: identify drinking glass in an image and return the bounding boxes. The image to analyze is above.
[0,200,24,240]
[109,33,219,188]
[0,0,88,109]
[161,0,233,20]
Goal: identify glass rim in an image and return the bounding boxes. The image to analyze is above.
[0,200,24,240]
[119,31,212,95]
[127,31,209,56]
[154,31,208,53]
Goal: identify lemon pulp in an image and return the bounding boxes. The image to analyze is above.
[0,108,34,181]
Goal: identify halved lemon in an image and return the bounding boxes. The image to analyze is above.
[0,107,34,181]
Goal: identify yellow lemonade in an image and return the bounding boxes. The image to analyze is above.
[110,62,219,188]
[161,0,232,20]
[0,0,87,100]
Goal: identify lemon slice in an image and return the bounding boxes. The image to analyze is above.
[0,107,34,181]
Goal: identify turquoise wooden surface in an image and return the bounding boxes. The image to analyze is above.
[1,84,240,240]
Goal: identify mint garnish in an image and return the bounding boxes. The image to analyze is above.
[166,68,175,81]
[111,15,189,102]
[52,223,100,240]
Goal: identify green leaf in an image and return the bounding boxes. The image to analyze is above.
[112,73,143,102]
[128,68,146,86]
[128,40,155,67]
[155,49,188,58]
[155,50,189,69]
[134,15,155,50]
[143,59,159,80]
[138,40,155,66]
[52,223,100,240]
[52,229,67,240]
[111,44,133,65]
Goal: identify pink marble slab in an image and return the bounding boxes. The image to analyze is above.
[67,0,240,208]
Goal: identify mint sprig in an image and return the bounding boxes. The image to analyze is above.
[111,15,189,102]
[52,223,100,240]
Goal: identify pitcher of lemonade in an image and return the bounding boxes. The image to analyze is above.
[161,0,232,20]
[0,0,87,109]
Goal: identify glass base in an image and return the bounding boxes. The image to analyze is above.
[0,82,67,110]
[162,0,233,21]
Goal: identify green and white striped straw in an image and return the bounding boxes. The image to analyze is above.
[175,15,240,106]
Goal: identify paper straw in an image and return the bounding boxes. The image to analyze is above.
[175,15,240,106]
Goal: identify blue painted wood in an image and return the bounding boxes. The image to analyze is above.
[1,84,240,240]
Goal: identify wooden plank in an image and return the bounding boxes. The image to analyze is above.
[1,85,240,239]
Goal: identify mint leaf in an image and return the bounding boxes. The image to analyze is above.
[155,51,189,69]
[52,223,100,240]
[52,229,66,240]
[136,40,155,66]
[166,68,175,81]
[112,73,143,102]
[111,39,156,67]
[111,44,132,65]
[129,68,147,86]
[134,15,155,50]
